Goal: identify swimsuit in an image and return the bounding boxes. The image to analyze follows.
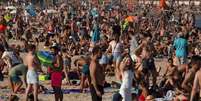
[27,69,38,84]
[82,64,89,76]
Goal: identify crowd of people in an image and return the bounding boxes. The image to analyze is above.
[0,0,201,101]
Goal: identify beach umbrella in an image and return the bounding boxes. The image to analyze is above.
[37,51,54,66]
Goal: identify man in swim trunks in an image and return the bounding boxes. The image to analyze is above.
[90,46,105,101]
[25,44,42,101]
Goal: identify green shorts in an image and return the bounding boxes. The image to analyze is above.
[82,64,89,76]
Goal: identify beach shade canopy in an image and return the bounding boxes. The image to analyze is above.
[125,16,136,22]
[37,51,54,67]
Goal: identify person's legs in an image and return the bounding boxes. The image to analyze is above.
[33,83,38,101]
[97,85,104,101]
[112,92,122,101]
[58,87,63,101]
[53,86,63,101]
[25,84,32,101]
[80,75,87,92]
[9,77,15,93]
[39,0,45,10]
[90,85,99,101]
[13,80,22,93]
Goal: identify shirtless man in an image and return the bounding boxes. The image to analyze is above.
[90,46,105,101]
[25,44,42,101]
[182,56,200,93]
[190,56,201,101]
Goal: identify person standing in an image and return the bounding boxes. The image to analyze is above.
[90,46,105,101]
[25,44,42,101]
[50,46,63,101]
[173,31,188,65]
[119,56,134,101]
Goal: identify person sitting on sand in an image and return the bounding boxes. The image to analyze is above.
[181,56,200,93]
[190,56,201,101]
[163,58,180,88]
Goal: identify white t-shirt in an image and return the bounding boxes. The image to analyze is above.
[109,40,123,54]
